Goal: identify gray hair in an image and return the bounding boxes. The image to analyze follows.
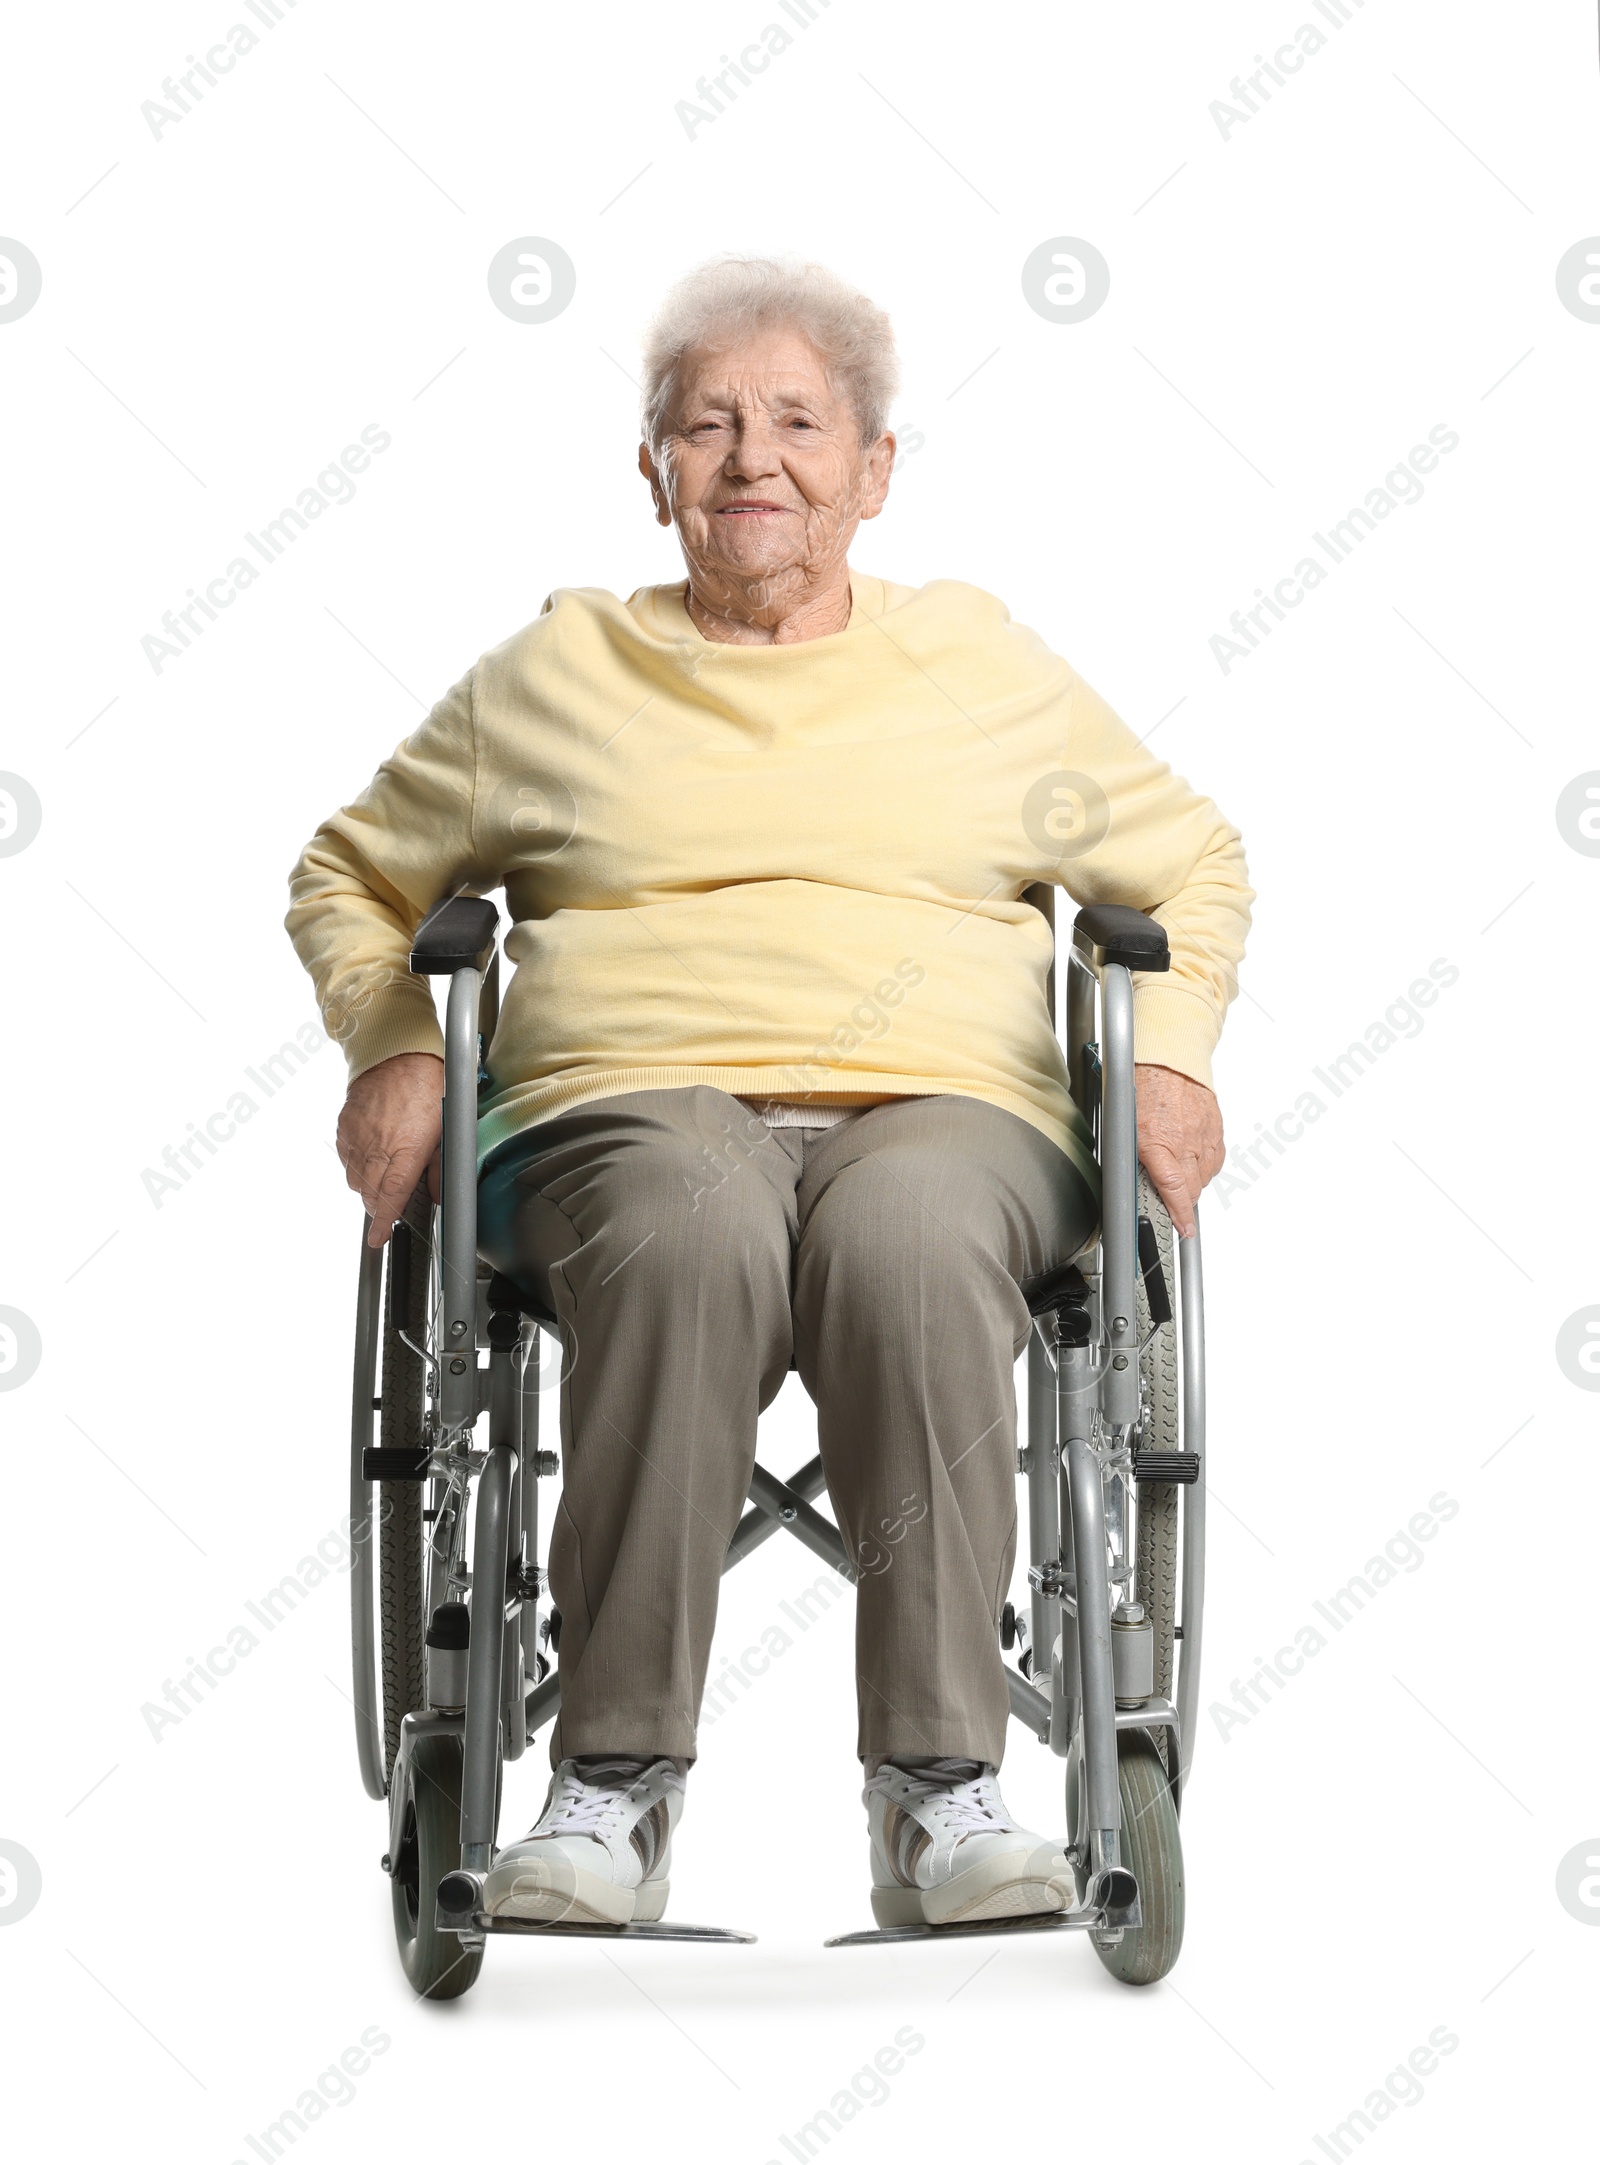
[641,256,899,451]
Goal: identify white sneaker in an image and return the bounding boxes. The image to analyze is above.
[865,1757,1074,1928]
[483,1755,685,1926]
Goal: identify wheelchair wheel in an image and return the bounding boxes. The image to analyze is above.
[1079,1727,1185,1987]
[389,1731,484,2000]
[378,1185,434,1783]
[1133,1173,1180,1774]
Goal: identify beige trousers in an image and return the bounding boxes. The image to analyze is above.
[476,1087,1096,1768]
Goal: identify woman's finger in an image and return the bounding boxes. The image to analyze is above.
[1141,1142,1196,1240]
[367,1149,422,1248]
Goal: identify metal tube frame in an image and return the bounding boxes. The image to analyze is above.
[461,1439,513,1871]
[746,1463,855,1581]
[1023,1329,1062,1743]
[1097,964,1140,1431]
[493,1336,527,1768]
[439,966,482,1438]
[1037,929,1207,1930]
[517,1320,542,1688]
[1175,1224,1207,1793]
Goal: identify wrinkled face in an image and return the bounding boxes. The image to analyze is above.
[639,326,893,600]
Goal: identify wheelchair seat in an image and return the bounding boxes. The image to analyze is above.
[485,1217,1097,1338]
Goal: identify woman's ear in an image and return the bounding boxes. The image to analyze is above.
[859,432,896,522]
[638,441,673,527]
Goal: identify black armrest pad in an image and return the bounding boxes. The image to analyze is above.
[1071,904,1170,973]
[409,896,499,976]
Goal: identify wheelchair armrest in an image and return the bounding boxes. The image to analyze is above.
[1071,904,1170,973]
[409,896,499,976]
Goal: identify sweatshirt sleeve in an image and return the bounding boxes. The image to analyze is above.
[285,668,481,1081]
[1060,669,1253,1092]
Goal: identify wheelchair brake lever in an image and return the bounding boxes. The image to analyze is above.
[398,1328,439,1382]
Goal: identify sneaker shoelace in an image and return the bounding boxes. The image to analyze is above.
[891,1759,1021,1841]
[536,1758,667,1841]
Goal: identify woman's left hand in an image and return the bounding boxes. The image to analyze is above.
[1134,1063,1224,1239]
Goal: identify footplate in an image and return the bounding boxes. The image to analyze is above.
[464,1913,755,1943]
[826,1907,1109,1948]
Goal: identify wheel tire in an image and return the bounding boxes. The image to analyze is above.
[1133,1173,1180,1772]
[389,1731,484,2000]
[1091,1728,1185,1986]
[378,1184,433,1784]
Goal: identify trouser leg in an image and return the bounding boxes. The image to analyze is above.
[790,1096,1097,1769]
[477,1088,801,1764]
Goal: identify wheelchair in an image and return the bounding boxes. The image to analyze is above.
[346,886,1208,1996]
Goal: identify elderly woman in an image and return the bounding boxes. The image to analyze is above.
[287,257,1251,1932]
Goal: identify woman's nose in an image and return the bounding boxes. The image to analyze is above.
[723,422,781,479]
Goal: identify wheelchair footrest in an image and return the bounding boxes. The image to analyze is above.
[1132,1450,1200,1484]
[470,1914,756,1943]
[826,1909,1102,1947]
[361,1446,432,1481]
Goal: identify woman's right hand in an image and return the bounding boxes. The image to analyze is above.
[336,1051,445,1248]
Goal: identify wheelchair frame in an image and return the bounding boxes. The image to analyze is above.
[346,886,1207,1986]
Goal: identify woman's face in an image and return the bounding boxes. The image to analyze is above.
[640,326,893,601]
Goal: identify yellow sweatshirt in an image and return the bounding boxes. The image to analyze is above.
[286,574,1252,1185]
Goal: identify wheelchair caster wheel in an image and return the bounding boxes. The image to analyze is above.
[1087,1729,1184,1987]
[389,1732,484,2000]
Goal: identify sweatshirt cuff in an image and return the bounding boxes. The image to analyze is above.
[1132,981,1221,1093]
[328,978,446,1083]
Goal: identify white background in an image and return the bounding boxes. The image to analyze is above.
[2,1,1595,2158]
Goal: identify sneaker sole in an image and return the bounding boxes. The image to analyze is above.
[482,1859,670,1928]
[872,1851,1074,1930]
[632,1878,669,1923]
